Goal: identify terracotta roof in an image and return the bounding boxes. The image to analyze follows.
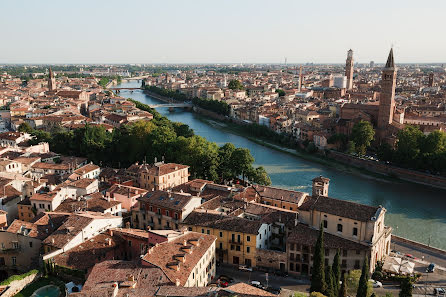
[221,283,277,296]
[43,215,94,249]
[139,191,197,211]
[299,195,379,222]
[253,185,308,205]
[142,232,216,286]
[54,197,120,213]
[53,233,125,271]
[182,211,263,235]
[68,178,97,189]
[74,164,100,175]
[82,260,171,291]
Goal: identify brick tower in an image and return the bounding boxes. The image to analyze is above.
[377,49,397,131]
[345,49,354,90]
[48,67,56,91]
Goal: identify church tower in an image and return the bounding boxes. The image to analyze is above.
[345,49,354,90]
[48,67,56,91]
[377,49,397,130]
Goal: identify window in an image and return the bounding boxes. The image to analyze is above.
[231,234,235,242]
[219,243,223,249]
[290,263,294,271]
[343,249,347,257]
[174,213,178,219]
[354,260,360,269]
[219,232,223,238]
[188,227,192,231]
[207,230,210,235]
[230,245,234,250]
[236,246,240,251]
[128,241,132,247]
[12,242,19,249]
[337,224,343,233]
[201,229,205,234]
[247,235,250,242]
[290,253,294,261]
[149,206,153,211]
[29,242,33,248]
[237,235,241,243]
[247,247,250,253]
[12,257,16,265]
[157,209,161,215]
[166,210,169,217]
[353,227,358,236]
[356,249,361,255]
[323,220,328,228]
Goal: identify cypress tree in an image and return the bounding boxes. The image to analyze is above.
[339,273,347,297]
[310,223,326,293]
[356,256,370,297]
[333,249,341,293]
[399,277,413,297]
[325,265,335,297]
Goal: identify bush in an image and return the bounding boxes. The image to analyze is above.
[310,292,327,297]
[0,269,39,285]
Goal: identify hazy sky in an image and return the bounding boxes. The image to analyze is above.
[1,0,445,64]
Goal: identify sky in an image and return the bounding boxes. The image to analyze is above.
[1,0,445,64]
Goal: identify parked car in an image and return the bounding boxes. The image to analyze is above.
[404,253,417,260]
[370,280,383,288]
[239,265,253,272]
[218,275,234,283]
[250,280,264,289]
[427,263,436,273]
[433,288,445,295]
[274,270,288,277]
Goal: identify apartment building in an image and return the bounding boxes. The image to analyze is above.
[141,231,216,287]
[132,190,201,230]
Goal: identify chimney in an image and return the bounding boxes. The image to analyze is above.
[108,229,113,236]
[183,240,187,246]
[127,274,135,282]
[175,279,180,286]
[106,238,112,246]
[147,226,151,231]
[125,222,131,229]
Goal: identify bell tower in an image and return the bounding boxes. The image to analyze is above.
[345,49,354,90]
[48,67,56,91]
[377,49,397,130]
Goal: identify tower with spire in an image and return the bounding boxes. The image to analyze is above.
[345,49,354,90]
[377,49,397,131]
[48,67,56,91]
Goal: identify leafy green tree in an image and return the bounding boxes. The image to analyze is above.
[217,143,236,181]
[310,223,326,293]
[332,250,341,293]
[351,121,375,156]
[228,79,243,90]
[248,166,272,186]
[328,134,348,151]
[394,125,424,166]
[356,256,369,297]
[230,148,255,181]
[276,89,286,96]
[310,292,327,297]
[346,141,356,154]
[377,143,393,162]
[18,123,33,133]
[399,277,413,297]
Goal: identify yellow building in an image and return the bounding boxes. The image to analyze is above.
[182,210,271,268]
[126,162,189,191]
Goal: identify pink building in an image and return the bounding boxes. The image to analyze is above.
[105,184,147,212]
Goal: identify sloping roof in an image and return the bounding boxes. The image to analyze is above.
[138,191,196,211]
[142,232,216,286]
[182,211,263,235]
[299,195,379,222]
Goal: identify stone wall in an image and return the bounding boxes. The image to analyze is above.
[329,151,446,190]
[0,272,39,297]
[255,248,287,272]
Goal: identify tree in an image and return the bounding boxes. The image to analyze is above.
[18,122,33,133]
[351,121,375,156]
[325,265,336,297]
[377,143,393,162]
[248,166,272,186]
[310,223,326,293]
[228,79,243,90]
[346,141,356,155]
[394,125,423,166]
[310,293,327,297]
[217,143,236,181]
[332,250,341,293]
[371,261,383,281]
[276,89,286,96]
[356,256,369,297]
[399,277,413,297]
[339,273,347,297]
[230,148,255,181]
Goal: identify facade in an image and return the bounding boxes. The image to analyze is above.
[105,184,147,212]
[127,162,189,191]
[182,211,270,268]
[132,190,201,230]
[48,67,56,91]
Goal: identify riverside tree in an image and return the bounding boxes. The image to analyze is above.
[310,223,326,293]
[351,120,375,156]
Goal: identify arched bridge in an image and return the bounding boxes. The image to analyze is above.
[149,103,193,108]
[109,87,141,90]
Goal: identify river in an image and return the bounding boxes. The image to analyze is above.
[116,80,446,250]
